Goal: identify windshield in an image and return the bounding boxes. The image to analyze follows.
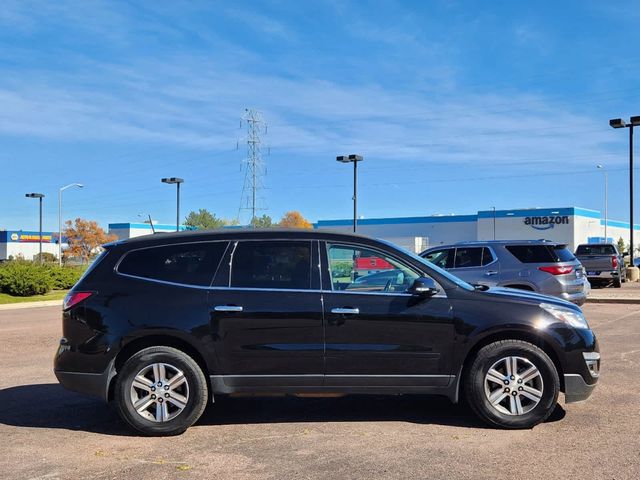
[376,239,475,291]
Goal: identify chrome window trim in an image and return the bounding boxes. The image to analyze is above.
[114,240,230,287]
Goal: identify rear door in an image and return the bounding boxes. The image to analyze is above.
[208,240,324,388]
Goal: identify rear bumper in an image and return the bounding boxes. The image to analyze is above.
[54,361,114,402]
[559,290,588,306]
[586,271,619,280]
[564,373,598,403]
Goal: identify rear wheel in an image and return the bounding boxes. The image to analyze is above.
[613,277,622,288]
[114,346,208,436]
[464,340,559,429]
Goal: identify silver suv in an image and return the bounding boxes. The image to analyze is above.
[420,240,590,305]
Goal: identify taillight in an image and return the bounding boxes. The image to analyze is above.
[538,265,573,275]
[63,291,93,310]
[612,256,618,268]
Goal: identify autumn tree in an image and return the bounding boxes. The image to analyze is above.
[184,209,229,229]
[251,214,273,228]
[278,211,312,229]
[63,218,117,264]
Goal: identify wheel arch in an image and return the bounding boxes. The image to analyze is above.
[108,335,210,402]
[454,328,565,403]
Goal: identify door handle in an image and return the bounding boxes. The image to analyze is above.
[214,305,243,312]
[331,307,360,315]
[484,271,498,276]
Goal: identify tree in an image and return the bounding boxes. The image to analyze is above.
[617,237,626,254]
[278,211,313,229]
[63,218,117,264]
[184,209,235,229]
[251,214,273,228]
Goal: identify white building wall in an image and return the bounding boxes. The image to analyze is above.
[6,242,59,260]
[317,207,640,254]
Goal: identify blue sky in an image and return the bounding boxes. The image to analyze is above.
[2,0,640,231]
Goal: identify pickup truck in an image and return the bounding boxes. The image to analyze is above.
[575,243,626,288]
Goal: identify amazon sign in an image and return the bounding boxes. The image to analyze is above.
[523,215,570,231]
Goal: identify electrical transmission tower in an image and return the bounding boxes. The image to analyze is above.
[238,108,268,226]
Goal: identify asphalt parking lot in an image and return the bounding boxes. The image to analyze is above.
[1,305,639,480]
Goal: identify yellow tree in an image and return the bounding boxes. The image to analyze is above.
[278,211,313,229]
[63,218,117,263]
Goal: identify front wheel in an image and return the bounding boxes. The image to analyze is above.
[114,346,208,436]
[464,340,559,429]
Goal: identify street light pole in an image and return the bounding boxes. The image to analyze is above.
[336,154,364,233]
[491,207,497,240]
[58,183,83,266]
[161,177,184,232]
[597,165,608,242]
[25,193,45,264]
[610,116,640,265]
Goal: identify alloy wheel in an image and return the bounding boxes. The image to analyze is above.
[129,362,190,422]
[484,356,544,416]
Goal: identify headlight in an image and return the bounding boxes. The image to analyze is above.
[540,303,590,329]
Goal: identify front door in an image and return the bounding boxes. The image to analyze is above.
[321,242,455,388]
[208,239,323,388]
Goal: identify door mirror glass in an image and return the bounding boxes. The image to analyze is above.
[407,277,440,297]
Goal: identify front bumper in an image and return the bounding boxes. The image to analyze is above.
[564,373,597,403]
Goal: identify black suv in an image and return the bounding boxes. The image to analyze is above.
[54,229,600,435]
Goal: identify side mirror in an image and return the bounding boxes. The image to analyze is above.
[408,277,440,297]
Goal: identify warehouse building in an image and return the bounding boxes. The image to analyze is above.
[316,207,639,253]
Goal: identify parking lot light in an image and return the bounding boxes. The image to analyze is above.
[336,154,364,232]
[609,118,626,129]
[161,177,184,232]
[609,116,639,266]
[58,183,83,266]
[25,193,45,264]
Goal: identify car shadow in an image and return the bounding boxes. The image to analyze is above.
[0,383,566,436]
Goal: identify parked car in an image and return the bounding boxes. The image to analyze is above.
[421,240,589,305]
[55,229,599,435]
[574,243,626,288]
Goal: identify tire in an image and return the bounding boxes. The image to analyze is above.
[114,346,208,436]
[614,277,622,288]
[464,340,559,429]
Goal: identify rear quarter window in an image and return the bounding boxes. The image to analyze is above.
[506,245,575,263]
[117,242,228,286]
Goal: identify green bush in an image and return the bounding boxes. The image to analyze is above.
[44,265,85,289]
[0,262,53,296]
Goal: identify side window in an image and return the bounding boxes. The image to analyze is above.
[423,248,454,269]
[117,242,228,286]
[231,241,311,290]
[327,244,421,293]
[481,247,495,266]
[454,247,483,268]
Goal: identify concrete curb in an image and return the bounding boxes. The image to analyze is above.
[0,300,63,311]
[585,298,640,304]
